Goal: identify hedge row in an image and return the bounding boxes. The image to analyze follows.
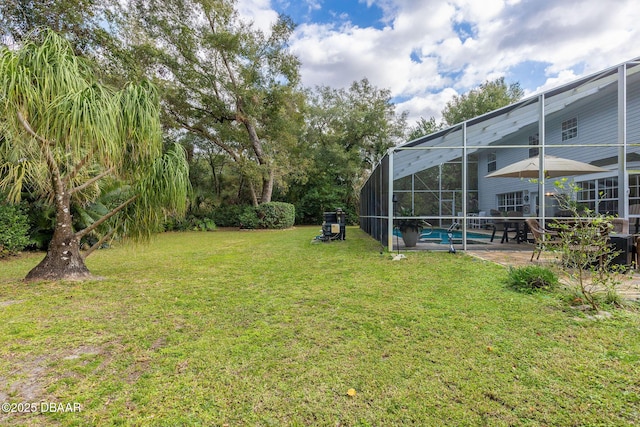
[0,203,31,258]
[166,202,296,230]
[241,202,295,229]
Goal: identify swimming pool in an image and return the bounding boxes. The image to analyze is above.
[394,228,492,244]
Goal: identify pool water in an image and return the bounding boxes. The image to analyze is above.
[395,228,491,244]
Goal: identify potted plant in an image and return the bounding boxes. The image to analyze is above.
[397,207,428,247]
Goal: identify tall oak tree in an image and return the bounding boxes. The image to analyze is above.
[131,0,303,205]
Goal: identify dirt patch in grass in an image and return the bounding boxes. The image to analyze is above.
[0,355,47,402]
[0,300,23,308]
[0,344,105,402]
[62,345,102,360]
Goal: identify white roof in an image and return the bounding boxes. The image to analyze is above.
[391,58,640,180]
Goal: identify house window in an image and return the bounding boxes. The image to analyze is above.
[528,133,539,157]
[629,174,640,207]
[487,152,496,173]
[576,177,618,214]
[562,117,578,141]
[497,191,524,212]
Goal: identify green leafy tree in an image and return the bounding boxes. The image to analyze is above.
[0,0,114,49]
[0,200,30,257]
[407,116,442,140]
[0,0,132,84]
[441,77,524,126]
[0,29,189,281]
[285,79,406,223]
[552,180,628,310]
[408,78,523,139]
[130,0,304,206]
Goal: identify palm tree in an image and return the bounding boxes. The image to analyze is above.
[0,29,190,281]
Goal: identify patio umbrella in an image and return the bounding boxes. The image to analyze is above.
[485,155,607,179]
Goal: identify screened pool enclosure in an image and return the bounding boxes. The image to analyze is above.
[360,58,640,251]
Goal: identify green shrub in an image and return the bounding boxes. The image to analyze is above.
[194,217,216,231]
[163,215,187,231]
[0,202,31,257]
[256,202,295,229]
[239,207,260,229]
[506,265,559,293]
[205,203,295,229]
[165,215,216,232]
[210,205,248,228]
[24,199,55,250]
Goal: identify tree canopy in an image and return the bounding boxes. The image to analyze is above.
[441,77,524,126]
[129,0,304,205]
[409,77,524,140]
[283,79,407,223]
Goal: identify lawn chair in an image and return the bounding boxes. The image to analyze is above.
[472,211,486,229]
[611,218,629,234]
[526,218,561,261]
[488,209,503,242]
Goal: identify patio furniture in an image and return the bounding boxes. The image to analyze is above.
[526,218,561,261]
[541,218,633,268]
[468,212,477,228]
[471,211,486,229]
[506,211,527,243]
[611,218,629,234]
[488,210,504,242]
[458,211,482,229]
[630,203,640,234]
[490,210,526,243]
[609,234,634,268]
[485,155,607,179]
[609,218,633,268]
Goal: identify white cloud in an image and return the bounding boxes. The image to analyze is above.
[396,87,459,123]
[236,0,280,32]
[243,0,640,126]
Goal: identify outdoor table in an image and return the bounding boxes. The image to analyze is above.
[491,219,527,244]
[609,233,634,268]
[503,220,528,244]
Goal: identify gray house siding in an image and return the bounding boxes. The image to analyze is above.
[476,75,639,214]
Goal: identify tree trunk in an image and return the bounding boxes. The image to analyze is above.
[25,191,92,282]
[249,181,259,207]
[261,170,274,203]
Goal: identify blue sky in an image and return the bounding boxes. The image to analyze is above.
[274,0,388,30]
[240,0,640,125]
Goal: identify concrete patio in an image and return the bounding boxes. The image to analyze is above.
[467,247,640,302]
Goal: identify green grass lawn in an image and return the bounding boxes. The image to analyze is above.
[0,226,639,426]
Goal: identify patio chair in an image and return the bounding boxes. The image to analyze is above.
[611,218,629,234]
[472,211,486,229]
[526,218,561,261]
[488,209,504,242]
